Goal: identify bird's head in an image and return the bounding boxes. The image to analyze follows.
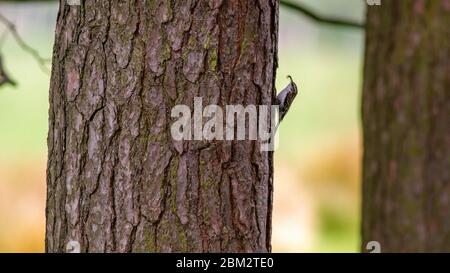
[287,75,298,95]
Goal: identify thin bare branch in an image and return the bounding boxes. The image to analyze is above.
[280,0,365,29]
[0,13,51,74]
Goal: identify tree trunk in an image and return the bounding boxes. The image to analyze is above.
[362,1,450,252]
[46,0,278,253]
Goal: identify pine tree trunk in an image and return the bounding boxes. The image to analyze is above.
[362,1,450,252]
[46,0,278,253]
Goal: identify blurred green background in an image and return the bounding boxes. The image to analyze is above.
[0,0,365,252]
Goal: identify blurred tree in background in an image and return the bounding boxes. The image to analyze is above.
[362,1,450,252]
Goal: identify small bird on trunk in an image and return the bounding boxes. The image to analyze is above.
[267,76,299,146]
[276,75,298,124]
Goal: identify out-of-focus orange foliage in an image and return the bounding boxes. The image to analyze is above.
[0,158,46,252]
[272,132,361,252]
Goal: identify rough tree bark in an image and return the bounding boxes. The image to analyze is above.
[362,1,450,252]
[46,0,278,253]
